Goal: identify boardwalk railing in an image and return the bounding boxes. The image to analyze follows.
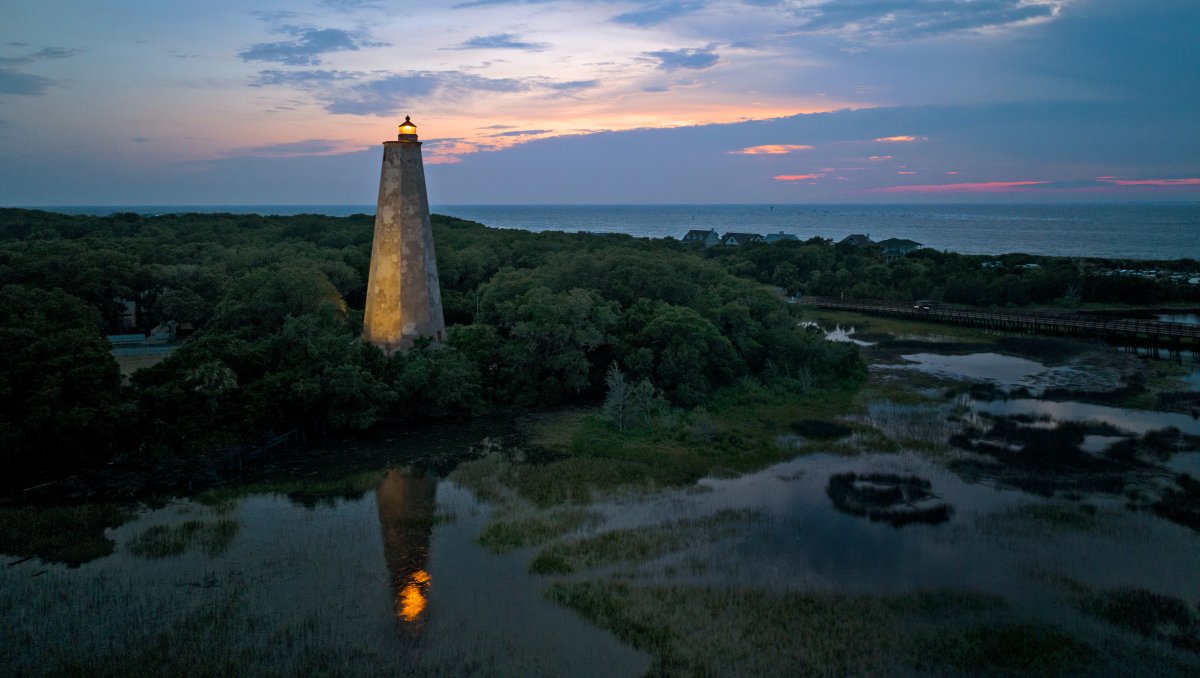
[801,296,1200,348]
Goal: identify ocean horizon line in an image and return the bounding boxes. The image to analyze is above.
[5,203,1198,259]
[10,200,1200,212]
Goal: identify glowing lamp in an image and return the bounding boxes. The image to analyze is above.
[397,115,418,141]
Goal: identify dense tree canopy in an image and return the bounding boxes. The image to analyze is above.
[2,206,1188,483]
[0,284,123,477]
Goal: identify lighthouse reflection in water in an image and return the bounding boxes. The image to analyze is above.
[375,470,438,634]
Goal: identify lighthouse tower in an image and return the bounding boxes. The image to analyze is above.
[362,116,446,354]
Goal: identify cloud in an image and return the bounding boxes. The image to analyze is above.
[254,68,596,116]
[239,27,386,66]
[320,0,384,9]
[0,46,82,96]
[1099,177,1200,187]
[337,71,525,115]
[644,46,719,70]
[491,129,551,137]
[732,144,814,155]
[449,33,549,51]
[872,180,1049,193]
[614,0,707,26]
[792,0,1063,43]
[869,155,892,161]
[253,69,362,88]
[873,177,1200,194]
[546,79,599,92]
[451,0,557,7]
[232,139,344,156]
[874,135,920,143]
[0,46,83,66]
[251,10,300,24]
[774,174,826,181]
[0,68,54,96]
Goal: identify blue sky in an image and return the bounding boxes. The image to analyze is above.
[0,0,1196,204]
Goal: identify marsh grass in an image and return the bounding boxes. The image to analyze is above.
[0,502,135,566]
[789,419,852,438]
[0,567,415,677]
[809,310,998,344]
[127,519,239,559]
[467,384,864,511]
[1086,587,1200,653]
[916,623,1095,675]
[873,339,995,354]
[547,581,1104,677]
[531,509,759,575]
[1157,390,1200,416]
[447,452,519,505]
[1147,473,1200,533]
[1044,575,1200,656]
[477,507,601,553]
[195,469,387,509]
[975,501,1101,536]
[826,472,952,527]
[947,415,1146,496]
[858,399,964,448]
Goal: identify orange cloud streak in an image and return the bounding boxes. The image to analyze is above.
[873,181,1048,193]
[732,144,814,155]
[774,174,825,181]
[874,135,920,143]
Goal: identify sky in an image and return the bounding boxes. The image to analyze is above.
[0,0,1197,205]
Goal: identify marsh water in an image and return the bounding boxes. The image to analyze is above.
[4,325,1200,674]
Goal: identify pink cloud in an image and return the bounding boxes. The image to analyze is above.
[774,174,825,181]
[871,180,1048,193]
[1099,177,1200,187]
[732,144,814,155]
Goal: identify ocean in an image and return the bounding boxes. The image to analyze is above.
[25,203,1200,260]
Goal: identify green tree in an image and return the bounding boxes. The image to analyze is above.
[0,285,123,479]
[619,300,740,407]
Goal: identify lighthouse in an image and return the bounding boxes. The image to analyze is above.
[362,116,446,354]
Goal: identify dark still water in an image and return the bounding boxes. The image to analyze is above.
[27,203,1200,260]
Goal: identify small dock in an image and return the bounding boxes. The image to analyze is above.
[803,297,1200,357]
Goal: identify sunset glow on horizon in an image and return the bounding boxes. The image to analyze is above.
[0,0,1196,204]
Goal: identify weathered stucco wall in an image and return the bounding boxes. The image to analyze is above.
[362,140,446,354]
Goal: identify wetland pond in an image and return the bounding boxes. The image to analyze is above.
[4,323,1200,675]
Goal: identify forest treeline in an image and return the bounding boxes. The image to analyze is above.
[715,238,1200,308]
[2,208,1195,482]
[0,209,862,482]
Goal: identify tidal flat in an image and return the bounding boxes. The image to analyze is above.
[3,316,1200,676]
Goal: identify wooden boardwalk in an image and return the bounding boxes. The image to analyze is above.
[803,297,1200,353]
